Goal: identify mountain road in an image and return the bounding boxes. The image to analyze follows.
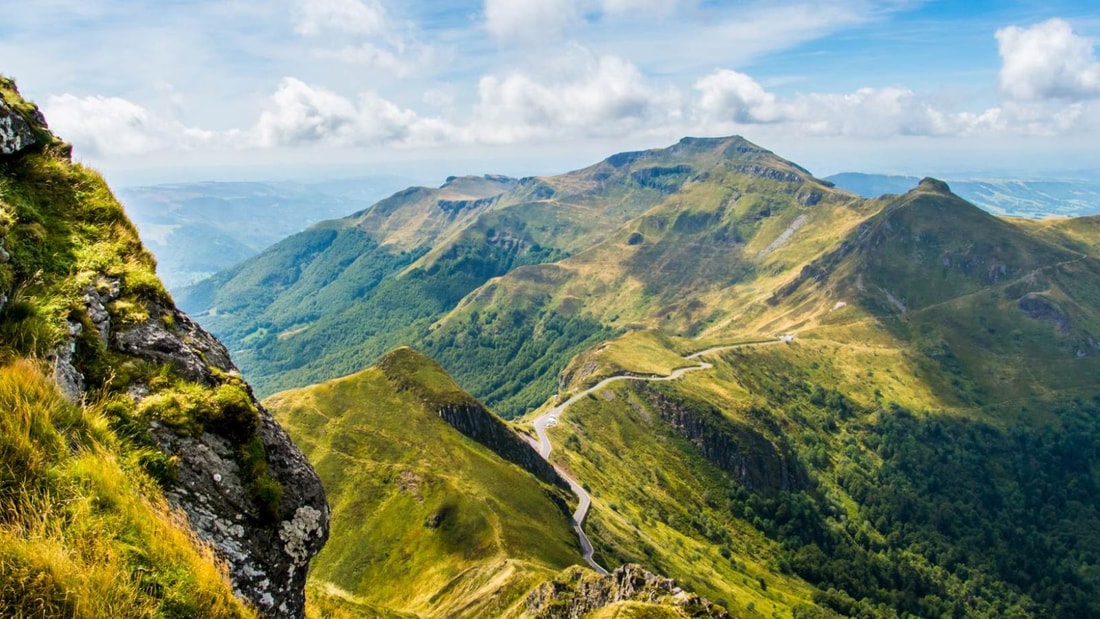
[528,337,788,574]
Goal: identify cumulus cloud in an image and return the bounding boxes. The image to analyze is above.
[694,70,783,124]
[484,0,578,44]
[42,94,216,157]
[996,18,1100,101]
[469,54,680,142]
[253,78,452,147]
[294,0,387,36]
[687,69,1098,139]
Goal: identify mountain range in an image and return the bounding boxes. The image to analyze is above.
[5,69,1100,619]
[181,133,1100,616]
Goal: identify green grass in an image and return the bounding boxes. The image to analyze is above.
[0,77,296,616]
[0,359,252,618]
[540,316,1100,616]
[265,355,581,617]
[543,380,818,617]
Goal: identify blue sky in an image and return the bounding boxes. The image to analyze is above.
[3,0,1099,185]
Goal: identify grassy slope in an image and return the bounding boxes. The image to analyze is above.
[0,76,257,616]
[188,137,856,417]
[265,349,580,618]
[543,380,819,617]
[418,141,864,417]
[0,359,252,617]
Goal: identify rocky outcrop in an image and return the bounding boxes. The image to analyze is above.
[437,194,499,214]
[525,564,731,618]
[641,386,805,493]
[41,275,329,617]
[1018,294,1071,335]
[108,299,329,617]
[631,165,694,192]
[0,79,328,618]
[437,402,567,489]
[0,96,40,155]
[734,164,801,183]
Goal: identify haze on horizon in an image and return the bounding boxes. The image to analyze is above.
[3,0,1100,186]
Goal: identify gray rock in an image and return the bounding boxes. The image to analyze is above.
[119,304,329,617]
[437,402,567,489]
[58,291,328,617]
[0,99,37,156]
[50,320,85,401]
[733,164,801,183]
[526,564,731,618]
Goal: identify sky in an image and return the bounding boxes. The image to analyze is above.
[3,0,1100,186]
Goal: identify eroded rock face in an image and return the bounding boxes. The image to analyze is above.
[58,282,329,617]
[525,564,731,619]
[117,303,329,617]
[641,386,806,494]
[0,99,39,156]
[437,402,566,488]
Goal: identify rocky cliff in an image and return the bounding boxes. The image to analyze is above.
[525,564,731,618]
[0,77,328,617]
[437,401,566,487]
[640,385,806,494]
[379,347,567,488]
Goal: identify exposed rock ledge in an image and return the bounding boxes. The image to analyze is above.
[525,564,731,618]
[0,97,40,155]
[67,284,330,617]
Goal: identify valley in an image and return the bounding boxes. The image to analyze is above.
[529,337,789,578]
[185,134,1100,617]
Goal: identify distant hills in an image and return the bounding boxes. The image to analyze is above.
[826,172,1100,218]
[117,176,417,291]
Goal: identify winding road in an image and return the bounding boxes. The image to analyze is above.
[529,337,787,574]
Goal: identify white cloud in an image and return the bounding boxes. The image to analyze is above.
[694,70,782,124]
[295,0,387,36]
[469,54,680,142]
[996,18,1100,101]
[253,77,451,147]
[483,0,579,44]
[42,93,217,157]
[295,0,432,76]
[688,68,1100,139]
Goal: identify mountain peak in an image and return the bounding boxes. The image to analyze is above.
[916,177,952,194]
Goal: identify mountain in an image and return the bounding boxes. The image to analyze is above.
[827,171,1100,218]
[189,133,1100,616]
[0,77,327,617]
[265,348,580,617]
[116,176,416,291]
[529,178,1100,616]
[181,136,855,415]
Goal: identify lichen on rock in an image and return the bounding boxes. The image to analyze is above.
[0,99,37,155]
